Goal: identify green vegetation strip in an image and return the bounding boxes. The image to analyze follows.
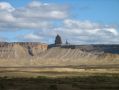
[0,74,119,90]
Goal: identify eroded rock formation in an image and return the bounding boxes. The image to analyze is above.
[0,42,119,66]
[0,42,48,59]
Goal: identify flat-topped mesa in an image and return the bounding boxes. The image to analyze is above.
[0,42,48,58]
[0,42,119,66]
[0,41,119,59]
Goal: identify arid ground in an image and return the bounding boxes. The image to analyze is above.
[0,44,119,90]
[0,65,119,90]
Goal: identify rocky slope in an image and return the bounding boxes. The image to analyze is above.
[0,44,119,66]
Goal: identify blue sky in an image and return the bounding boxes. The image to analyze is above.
[0,0,119,44]
[2,0,119,24]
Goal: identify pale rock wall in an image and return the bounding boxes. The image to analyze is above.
[0,42,48,58]
[0,42,119,66]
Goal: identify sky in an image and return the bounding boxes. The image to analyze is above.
[0,0,119,44]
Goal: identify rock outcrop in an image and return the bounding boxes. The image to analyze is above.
[0,42,48,59]
[0,42,119,66]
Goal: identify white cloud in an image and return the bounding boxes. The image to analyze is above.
[105,28,118,35]
[27,1,42,8]
[13,19,119,44]
[0,1,68,31]
[0,2,15,12]
[0,1,119,44]
[63,19,100,29]
[54,19,119,44]
[0,11,15,22]
[17,33,43,42]
[24,33,41,40]
[14,1,68,19]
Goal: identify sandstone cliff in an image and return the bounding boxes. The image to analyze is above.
[0,43,119,66]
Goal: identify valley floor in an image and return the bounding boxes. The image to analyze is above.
[0,64,119,77]
[0,65,119,90]
[0,74,119,90]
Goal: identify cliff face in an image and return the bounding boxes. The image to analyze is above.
[0,42,48,59]
[0,43,119,66]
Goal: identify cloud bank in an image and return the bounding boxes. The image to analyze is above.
[0,1,119,44]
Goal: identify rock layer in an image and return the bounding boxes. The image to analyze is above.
[0,42,119,66]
